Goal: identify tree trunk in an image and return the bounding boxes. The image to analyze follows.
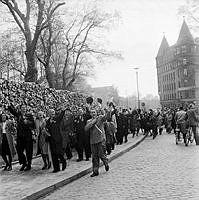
[62,68,67,89]
[45,66,55,88]
[65,77,75,90]
[24,49,38,82]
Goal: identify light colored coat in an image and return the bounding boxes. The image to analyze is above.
[35,119,49,155]
[85,115,107,145]
[0,120,17,158]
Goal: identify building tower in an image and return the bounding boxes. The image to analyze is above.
[156,19,199,108]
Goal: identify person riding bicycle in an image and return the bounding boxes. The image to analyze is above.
[186,104,199,145]
[175,106,188,144]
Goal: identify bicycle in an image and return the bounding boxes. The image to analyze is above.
[175,125,194,146]
[184,126,194,146]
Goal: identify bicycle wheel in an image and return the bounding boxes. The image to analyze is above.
[189,128,194,143]
[176,136,178,145]
[175,131,179,145]
[185,132,189,146]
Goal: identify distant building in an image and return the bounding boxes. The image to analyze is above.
[91,86,119,106]
[156,19,199,108]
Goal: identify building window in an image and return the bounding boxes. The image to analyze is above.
[182,45,187,53]
[185,91,189,98]
[183,58,187,65]
[173,72,175,80]
[191,45,197,52]
[184,68,188,76]
[193,90,195,98]
[176,47,180,55]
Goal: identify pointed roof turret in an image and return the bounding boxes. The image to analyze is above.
[157,34,169,57]
[177,19,194,44]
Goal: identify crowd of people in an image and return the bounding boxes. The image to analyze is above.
[0,80,199,177]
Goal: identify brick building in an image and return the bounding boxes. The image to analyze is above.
[156,19,199,108]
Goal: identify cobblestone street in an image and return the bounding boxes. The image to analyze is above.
[42,133,199,200]
[0,134,144,200]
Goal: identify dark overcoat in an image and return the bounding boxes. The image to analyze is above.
[60,113,74,149]
[46,111,65,155]
[187,109,199,126]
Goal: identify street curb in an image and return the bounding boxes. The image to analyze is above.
[21,134,148,200]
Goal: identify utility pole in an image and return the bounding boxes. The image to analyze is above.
[134,67,140,109]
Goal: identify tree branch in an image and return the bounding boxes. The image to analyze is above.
[36,53,46,67]
[2,1,26,35]
[41,2,65,29]
[10,0,26,22]
[25,0,30,21]
[10,65,25,76]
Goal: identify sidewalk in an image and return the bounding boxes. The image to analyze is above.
[0,134,147,200]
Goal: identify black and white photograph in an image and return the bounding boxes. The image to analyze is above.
[0,0,199,199]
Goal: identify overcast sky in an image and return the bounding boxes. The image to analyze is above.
[87,0,188,97]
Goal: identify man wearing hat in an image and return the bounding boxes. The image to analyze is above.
[85,108,110,177]
[46,108,66,173]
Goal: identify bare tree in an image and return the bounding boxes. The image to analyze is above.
[0,30,26,80]
[62,9,122,90]
[178,0,199,32]
[36,12,64,88]
[0,0,65,82]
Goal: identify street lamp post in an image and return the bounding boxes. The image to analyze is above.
[134,67,140,109]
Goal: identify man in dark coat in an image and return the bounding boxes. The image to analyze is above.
[46,108,66,173]
[187,104,199,145]
[122,109,129,143]
[148,109,158,139]
[116,112,123,145]
[74,108,91,161]
[60,109,74,160]
[8,103,35,171]
[129,110,137,138]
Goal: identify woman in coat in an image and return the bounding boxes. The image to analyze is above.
[0,113,16,170]
[35,111,51,170]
